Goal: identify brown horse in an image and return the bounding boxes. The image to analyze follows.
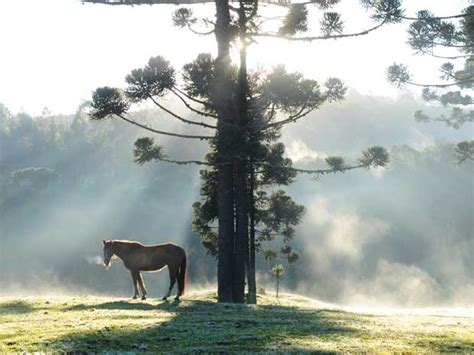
[102,239,186,301]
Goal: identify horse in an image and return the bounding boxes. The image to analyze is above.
[102,239,187,301]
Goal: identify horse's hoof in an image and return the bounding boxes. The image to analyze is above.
[132,295,138,300]
[161,296,168,301]
[141,296,147,300]
[174,296,180,301]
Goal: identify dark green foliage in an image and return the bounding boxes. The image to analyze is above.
[312,0,340,10]
[253,190,305,265]
[324,78,347,102]
[259,143,296,186]
[461,6,474,50]
[320,12,344,36]
[182,53,216,101]
[415,107,474,130]
[261,65,324,114]
[388,5,473,136]
[386,63,411,87]
[262,249,277,261]
[192,167,218,256]
[408,11,463,53]
[172,8,196,28]
[263,191,305,234]
[133,137,165,165]
[358,146,390,168]
[325,156,346,171]
[454,140,474,164]
[279,4,308,36]
[125,56,176,102]
[422,88,472,107]
[90,87,129,120]
[369,0,404,23]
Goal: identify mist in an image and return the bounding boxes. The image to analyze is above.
[0,92,472,307]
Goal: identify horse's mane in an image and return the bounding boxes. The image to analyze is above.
[112,239,143,245]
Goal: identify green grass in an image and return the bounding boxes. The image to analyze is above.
[1,291,473,353]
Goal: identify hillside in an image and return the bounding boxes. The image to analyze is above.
[1,291,473,353]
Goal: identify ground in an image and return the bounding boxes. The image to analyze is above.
[1,291,473,353]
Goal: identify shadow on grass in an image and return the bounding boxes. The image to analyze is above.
[415,336,474,353]
[48,298,359,352]
[0,300,43,315]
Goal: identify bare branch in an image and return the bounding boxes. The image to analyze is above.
[173,87,209,106]
[406,78,474,89]
[159,157,212,165]
[285,163,364,176]
[401,13,473,21]
[118,114,213,140]
[170,89,218,120]
[251,20,386,42]
[187,25,215,36]
[148,95,216,129]
[419,50,470,60]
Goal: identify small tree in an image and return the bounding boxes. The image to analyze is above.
[271,264,284,299]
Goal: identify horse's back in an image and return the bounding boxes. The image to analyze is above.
[140,242,185,268]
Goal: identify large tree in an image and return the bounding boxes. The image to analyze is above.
[82,0,468,303]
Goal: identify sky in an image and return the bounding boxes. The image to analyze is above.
[0,0,470,115]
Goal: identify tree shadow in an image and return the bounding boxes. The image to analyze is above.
[0,300,43,315]
[47,298,361,352]
[66,301,160,312]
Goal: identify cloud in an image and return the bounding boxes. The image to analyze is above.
[285,139,324,163]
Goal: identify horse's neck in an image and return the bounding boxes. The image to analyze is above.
[112,242,126,260]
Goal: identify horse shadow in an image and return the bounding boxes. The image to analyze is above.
[50,296,360,353]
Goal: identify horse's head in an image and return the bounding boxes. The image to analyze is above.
[102,240,114,267]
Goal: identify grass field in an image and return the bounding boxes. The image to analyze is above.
[1,291,473,353]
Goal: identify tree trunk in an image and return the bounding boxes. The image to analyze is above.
[233,159,247,303]
[214,0,235,303]
[247,163,257,304]
[232,0,250,304]
[276,276,279,299]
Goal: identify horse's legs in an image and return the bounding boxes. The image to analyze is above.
[136,272,147,300]
[130,270,139,299]
[162,265,177,301]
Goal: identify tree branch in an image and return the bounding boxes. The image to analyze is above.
[173,87,209,106]
[118,114,213,140]
[158,157,212,165]
[187,25,215,36]
[170,89,218,120]
[251,20,386,42]
[285,163,364,176]
[406,78,474,88]
[264,107,313,130]
[401,13,473,21]
[148,95,217,129]
[419,50,470,60]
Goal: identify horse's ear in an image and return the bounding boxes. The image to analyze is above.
[103,240,106,245]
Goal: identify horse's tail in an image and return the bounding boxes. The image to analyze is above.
[177,251,187,296]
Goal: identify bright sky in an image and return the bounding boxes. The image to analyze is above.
[0,0,469,115]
